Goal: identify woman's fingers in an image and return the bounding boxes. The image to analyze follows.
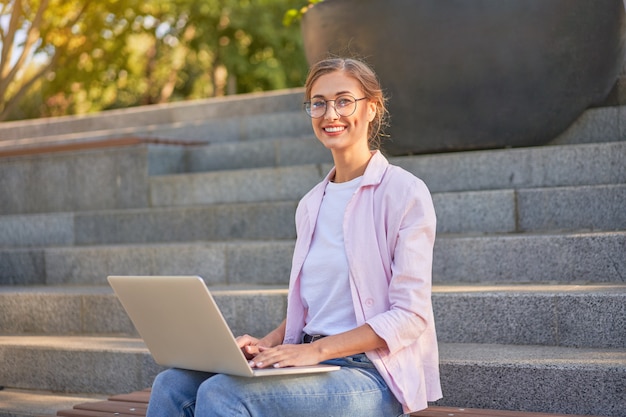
[251,344,320,368]
[236,334,261,359]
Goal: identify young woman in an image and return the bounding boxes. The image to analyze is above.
[146,57,442,417]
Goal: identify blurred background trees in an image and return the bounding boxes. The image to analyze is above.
[0,0,309,121]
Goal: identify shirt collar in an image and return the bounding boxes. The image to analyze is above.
[323,150,389,188]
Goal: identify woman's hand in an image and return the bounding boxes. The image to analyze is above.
[236,319,287,360]
[248,343,322,369]
[237,320,287,360]
[236,334,265,360]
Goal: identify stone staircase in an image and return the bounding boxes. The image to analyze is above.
[0,89,624,417]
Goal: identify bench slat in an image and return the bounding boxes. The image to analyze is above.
[72,400,147,415]
[57,409,138,417]
[107,391,151,403]
[410,407,606,417]
[56,390,607,417]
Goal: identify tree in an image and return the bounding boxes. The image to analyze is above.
[0,0,55,120]
[0,0,309,121]
[0,0,139,120]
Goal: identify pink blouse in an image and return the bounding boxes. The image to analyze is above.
[283,150,443,413]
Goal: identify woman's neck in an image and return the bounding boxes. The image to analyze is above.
[331,148,373,183]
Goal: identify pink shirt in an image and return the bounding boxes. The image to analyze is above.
[283,150,443,413]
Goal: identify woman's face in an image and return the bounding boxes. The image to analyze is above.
[308,71,376,153]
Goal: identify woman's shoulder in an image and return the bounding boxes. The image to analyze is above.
[381,162,430,194]
[380,164,436,224]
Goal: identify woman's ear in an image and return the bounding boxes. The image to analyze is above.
[368,101,377,122]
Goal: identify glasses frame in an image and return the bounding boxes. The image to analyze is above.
[304,95,368,118]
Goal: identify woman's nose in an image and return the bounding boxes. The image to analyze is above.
[323,103,340,120]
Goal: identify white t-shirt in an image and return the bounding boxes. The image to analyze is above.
[300,175,362,336]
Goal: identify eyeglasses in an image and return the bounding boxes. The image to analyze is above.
[304,95,367,118]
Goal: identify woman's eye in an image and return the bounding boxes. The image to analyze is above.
[311,100,326,109]
[336,98,353,108]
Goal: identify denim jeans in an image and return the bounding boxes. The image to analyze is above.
[146,354,406,417]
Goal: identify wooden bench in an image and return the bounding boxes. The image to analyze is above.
[49,389,605,417]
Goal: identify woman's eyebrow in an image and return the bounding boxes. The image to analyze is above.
[311,91,354,99]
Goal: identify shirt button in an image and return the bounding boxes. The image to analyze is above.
[365,298,375,307]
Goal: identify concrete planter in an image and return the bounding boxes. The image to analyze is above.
[301,0,626,155]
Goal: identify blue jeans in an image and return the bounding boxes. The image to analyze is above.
[146,354,406,417]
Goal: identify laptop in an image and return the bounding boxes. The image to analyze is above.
[107,275,340,377]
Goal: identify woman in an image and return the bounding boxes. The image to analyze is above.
[146,57,442,416]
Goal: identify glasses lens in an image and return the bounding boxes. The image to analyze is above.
[306,99,326,118]
[335,96,356,117]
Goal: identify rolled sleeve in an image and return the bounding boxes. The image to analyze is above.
[365,179,436,354]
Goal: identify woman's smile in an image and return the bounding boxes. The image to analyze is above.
[324,125,346,134]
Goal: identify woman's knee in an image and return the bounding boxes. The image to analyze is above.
[153,368,191,389]
[152,368,176,391]
[152,368,212,399]
[197,374,241,400]
[147,369,212,417]
[195,375,252,416]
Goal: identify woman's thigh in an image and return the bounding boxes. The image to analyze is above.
[195,356,404,417]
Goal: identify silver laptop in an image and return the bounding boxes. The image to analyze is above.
[107,275,340,377]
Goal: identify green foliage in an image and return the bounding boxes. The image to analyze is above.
[1,0,310,121]
[283,0,323,27]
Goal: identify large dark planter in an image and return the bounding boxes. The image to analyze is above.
[301,0,626,155]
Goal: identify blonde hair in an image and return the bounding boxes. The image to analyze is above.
[304,58,389,150]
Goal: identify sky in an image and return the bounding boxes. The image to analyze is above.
[0,12,46,70]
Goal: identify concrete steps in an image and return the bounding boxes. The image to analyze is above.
[0,286,288,338]
[437,343,626,417]
[0,338,623,416]
[0,92,624,416]
[1,285,623,348]
[1,231,624,286]
[1,183,623,249]
[433,284,626,349]
[1,283,623,416]
[0,180,626,248]
[149,141,626,205]
[1,133,624,216]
